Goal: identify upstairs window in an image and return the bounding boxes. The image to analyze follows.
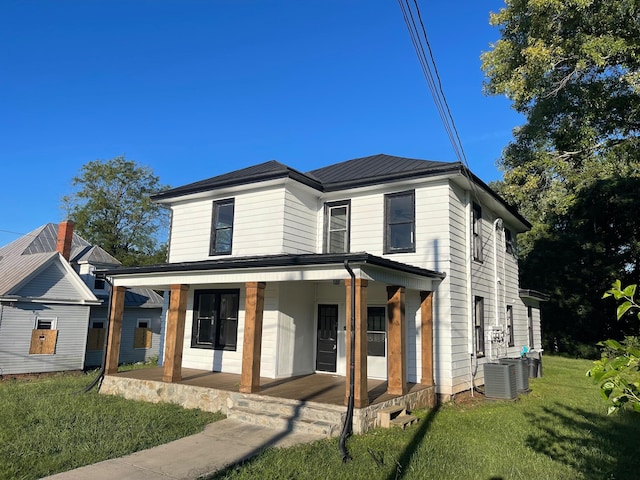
[94,276,106,290]
[384,191,415,253]
[474,296,485,357]
[210,199,235,255]
[192,289,240,351]
[324,200,350,254]
[505,228,516,255]
[472,203,483,262]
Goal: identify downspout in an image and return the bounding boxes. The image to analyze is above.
[339,260,356,463]
[493,218,503,361]
[465,192,474,396]
[83,274,113,393]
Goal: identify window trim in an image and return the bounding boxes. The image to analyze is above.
[474,297,485,357]
[505,228,516,256]
[35,317,57,330]
[323,200,351,254]
[528,306,535,348]
[366,305,386,357]
[191,289,240,351]
[384,190,416,254]
[506,305,515,347]
[472,203,483,262]
[209,198,235,256]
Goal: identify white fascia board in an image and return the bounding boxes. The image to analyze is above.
[109,264,365,290]
[154,178,290,205]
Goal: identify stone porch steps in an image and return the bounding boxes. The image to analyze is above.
[226,392,346,437]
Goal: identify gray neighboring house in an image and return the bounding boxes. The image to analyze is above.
[0,221,163,375]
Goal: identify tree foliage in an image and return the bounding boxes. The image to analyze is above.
[62,156,170,266]
[482,0,640,352]
[588,281,640,414]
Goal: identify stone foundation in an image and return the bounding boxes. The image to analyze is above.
[100,375,437,435]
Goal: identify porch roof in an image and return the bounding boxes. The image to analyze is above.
[100,252,446,290]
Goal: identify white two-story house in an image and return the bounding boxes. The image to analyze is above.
[100,154,545,425]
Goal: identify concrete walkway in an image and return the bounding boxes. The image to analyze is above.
[43,419,327,480]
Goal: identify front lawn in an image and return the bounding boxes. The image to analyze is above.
[211,356,640,480]
[0,370,223,479]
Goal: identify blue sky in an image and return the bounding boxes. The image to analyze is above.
[0,0,521,247]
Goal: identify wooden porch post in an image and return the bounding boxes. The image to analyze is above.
[387,285,407,395]
[240,282,266,393]
[420,290,435,386]
[105,286,126,375]
[163,284,189,383]
[345,278,368,408]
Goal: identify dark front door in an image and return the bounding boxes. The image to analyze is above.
[316,304,338,372]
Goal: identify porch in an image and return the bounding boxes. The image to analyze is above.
[100,367,436,435]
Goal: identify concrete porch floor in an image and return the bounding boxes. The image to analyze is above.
[108,367,430,406]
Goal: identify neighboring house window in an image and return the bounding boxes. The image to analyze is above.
[367,306,386,357]
[210,198,235,255]
[472,203,483,262]
[30,317,58,355]
[192,289,240,351]
[134,319,152,349]
[324,200,350,254]
[528,306,534,348]
[474,297,485,357]
[506,305,515,347]
[87,319,106,351]
[94,276,106,290]
[505,228,515,255]
[384,190,415,253]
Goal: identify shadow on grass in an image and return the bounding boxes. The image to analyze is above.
[384,403,441,480]
[524,401,640,479]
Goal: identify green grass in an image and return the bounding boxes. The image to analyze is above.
[210,356,640,480]
[0,370,223,479]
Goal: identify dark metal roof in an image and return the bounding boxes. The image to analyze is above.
[147,153,530,229]
[96,287,164,308]
[307,154,460,191]
[102,252,446,280]
[151,160,323,201]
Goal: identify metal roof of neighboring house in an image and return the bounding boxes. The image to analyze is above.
[0,251,58,296]
[95,287,164,308]
[0,223,160,307]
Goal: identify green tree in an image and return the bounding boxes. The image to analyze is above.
[588,280,640,414]
[482,0,640,353]
[62,156,170,266]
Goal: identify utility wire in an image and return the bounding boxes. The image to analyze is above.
[397,0,482,201]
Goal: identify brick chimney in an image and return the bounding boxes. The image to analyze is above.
[56,220,74,261]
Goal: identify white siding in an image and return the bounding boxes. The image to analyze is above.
[168,187,289,262]
[282,184,319,254]
[0,302,89,375]
[276,281,316,377]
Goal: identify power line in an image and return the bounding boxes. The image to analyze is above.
[397,0,481,200]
